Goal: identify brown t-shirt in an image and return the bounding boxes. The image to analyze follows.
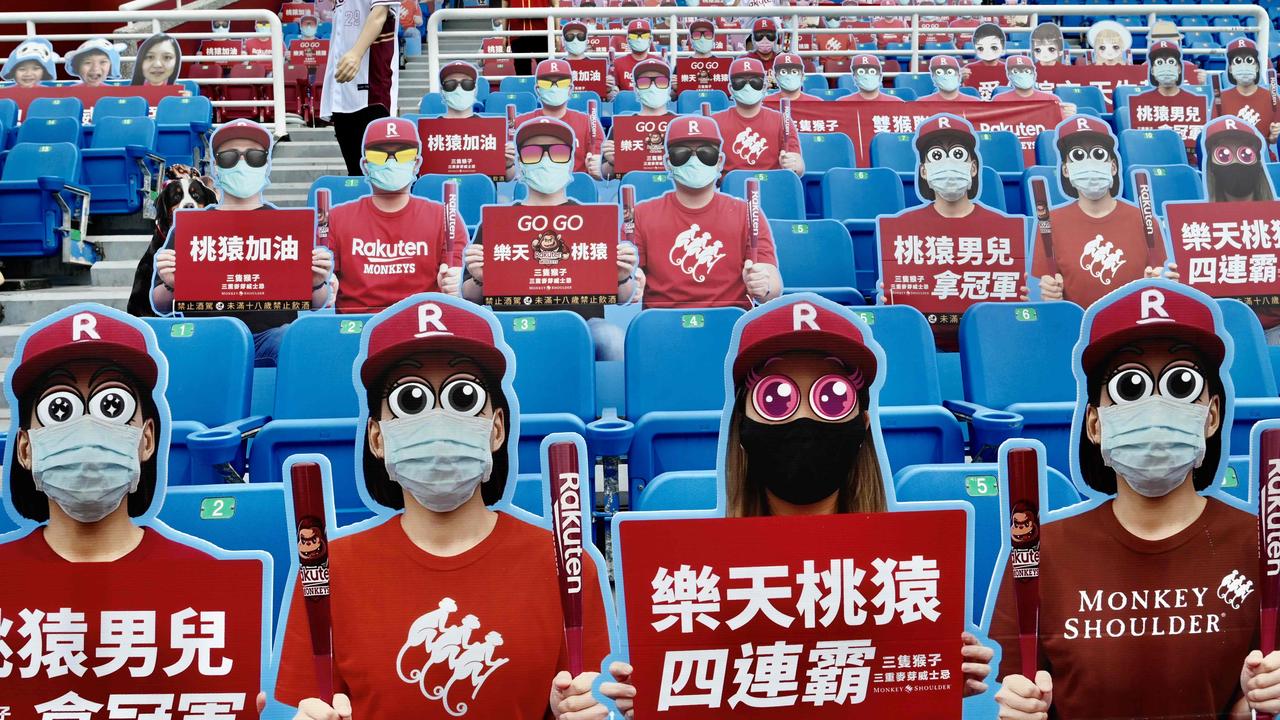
[1033,200,1164,310]
[991,498,1260,720]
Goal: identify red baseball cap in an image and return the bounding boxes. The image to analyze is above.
[665,115,722,146]
[536,58,573,78]
[688,18,715,33]
[1202,114,1261,146]
[1005,54,1034,71]
[299,14,318,25]
[360,297,507,387]
[633,57,670,77]
[563,20,587,33]
[1228,37,1257,54]
[730,56,766,77]
[752,17,778,33]
[1148,39,1182,60]
[929,55,962,72]
[11,307,159,398]
[916,113,975,146]
[773,53,804,71]
[732,299,878,385]
[1081,282,1224,376]
[515,116,576,147]
[852,54,882,70]
[363,117,420,149]
[211,119,271,151]
[627,19,651,34]
[440,60,478,80]
[1056,114,1114,147]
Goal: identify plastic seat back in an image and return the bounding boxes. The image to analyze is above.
[308,176,372,207]
[977,130,1025,173]
[485,92,537,115]
[1124,164,1204,212]
[798,132,855,175]
[89,115,156,149]
[412,173,497,226]
[27,96,84,121]
[869,132,916,173]
[1120,128,1187,168]
[16,116,81,146]
[721,169,806,220]
[859,305,942,406]
[772,218,858,294]
[619,170,674,202]
[676,89,731,115]
[959,301,1083,408]
[625,307,743,417]
[92,95,148,121]
[823,167,905,220]
[504,311,596,470]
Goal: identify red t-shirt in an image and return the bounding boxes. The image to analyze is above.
[0,526,214,563]
[710,105,801,173]
[871,18,907,48]
[1218,86,1278,137]
[612,51,663,91]
[1032,199,1164,309]
[917,91,963,102]
[634,190,777,309]
[329,195,466,314]
[994,89,1061,104]
[274,513,611,717]
[764,91,822,106]
[505,0,551,33]
[515,107,604,173]
[992,498,1258,720]
[838,92,906,103]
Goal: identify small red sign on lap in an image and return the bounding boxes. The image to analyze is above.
[1128,90,1209,153]
[417,117,509,181]
[611,114,675,174]
[481,204,619,307]
[570,58,609,97]
[172,208,316,312]
[676,57,732,92]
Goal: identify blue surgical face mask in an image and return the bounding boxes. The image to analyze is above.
[365,157,418,191]
[855,70,881,92]
[924,158,972,201]
[1099,396,1209,498]
[1009,69,1036,90]
[537,84,571,107]
[520,155,574,194]
[444,86,477,112]
[380,410,494,513]
[1066,158,1113,200]
[692,36,714,55]
[638,84,670,109]
[776,69,804,92]
[825,18,842,28]
[216,159,270,199]
[566,38,587,56]
[628,37,651,54]
[29,416,143,523]
[668,154,721,189]
[1153,62,1180,87]
[301,25,317,39]
[731,83,765,106]
[1232,61,1258,86]
[933,70,960,93]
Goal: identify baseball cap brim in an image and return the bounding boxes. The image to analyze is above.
[1081,325,1224,377]
[733,331,878,385]
[360,336,507,389]
[440,61,478,79]
[11,343,158,398]
[211,122,271,151]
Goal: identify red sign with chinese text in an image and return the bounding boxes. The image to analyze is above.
[417,117,508,180]
[570,58,609,97]
[1168,200,1280,305]
[620,510,967,718]
[198,39,244,58]
[289,39,329,68]
[676,57,732,92]
[480,204,620,306]
[878,207,1026,322]
[0,85,181,122]
[280,2,313,22]
[612,114,675,174]
[1128,90,1209,153]
[172,208,316,312]
[0,548,265,718]
[964,63,1147,107]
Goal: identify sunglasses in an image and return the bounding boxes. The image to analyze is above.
[365,147,419,165]
[753,31,777,42]
[668,143,720,166]
[634,74,670,90]
[564,31,587,42]
[627,32,652,41]
[214,148,269,169]
[690,28,715,40]
[441,77,476,92]
[535,77,572,90]
[730,75,765,91]
[519,142,573,164]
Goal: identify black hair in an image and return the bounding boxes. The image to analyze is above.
[1147,46,1183,87]
[1204,130,1275,202]
[915,132,980,201]
[1030,22,1064,52]
[1077,347,1224,495]
[362,368,512,510]
[1056,132,1120,199]
[130,33,182,86]
[8,368,160,522]
[972,23,1006,47]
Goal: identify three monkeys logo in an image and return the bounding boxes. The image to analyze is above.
[1217,570,1255,610]
[531,231,567,265]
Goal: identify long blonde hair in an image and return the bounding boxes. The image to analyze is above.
[723,390,888,518]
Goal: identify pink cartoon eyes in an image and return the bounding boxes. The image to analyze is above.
[753,374,801,421]
[1213,145,1258,166]
[750,373,859,422]
[811,374,859,421]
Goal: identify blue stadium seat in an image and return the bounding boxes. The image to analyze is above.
[978,130,1024,174]
[798,133,856,218]
[499,75,535,94]
[80,116,163,215]
[955,301,1084,473]
[1054,85,1107,115]
[1021,165,1068,214]
[632,470,716,511]
[895,462,1080,625]
[1111,85,1142,114]
[1218,299,1280,456]
[308,175,372,207]
[15,116,81,147]
[27,96,84,121]
[512,171,597,203]
[485,92,537,115]
[811,88,852,101]
[0,98,16,148]
[143,317,254,487]
[823,167,905,295]
[676,89,731,115]
[567,90,603,115]
[722,169,806,221]
[611,91,643,115]
[504,311,596,473]
[417,92,447,115]
[412,173,497,226]
[803,74,829,92]
[157,484,293,623]
[92,95,148,121]
[772,218,863,305]
[979,166,1007,212]
[869,132,919,204]
[623,307,744,500]
[618,170,674,202]
[155,96,213,167]
[880,87,918,101]
[1120,128,1189,169]
[188,315,372,528]
[0,143,89,258]
[1034,129,1057,167]
[1123,164,1204,215]
[895,73,935,97]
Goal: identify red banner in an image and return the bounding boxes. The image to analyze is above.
[571,59,609,97]
[0,84,181,122]
[289,39,329,68]
[964,63,1147,107]
[676,57,732,92]
[417,117,508,181]
[280,2,313,22]
[878,207,1026,323]
[620,510,967,718]
[481,204,620,306]
[787,100,1060,167]
[1128,90,1209,152]
[172,208,316,312]
[0,550,265,718]
[1168,200,1280,306]
[612,114,674,174]
[198,39,243,58]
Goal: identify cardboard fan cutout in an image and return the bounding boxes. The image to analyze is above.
[1,37,58,87]
[969,23,1006,68]
[64,38,123,87]
[1086,20,1132,66]
[131,32,184,87]
[1030,22,1066,67]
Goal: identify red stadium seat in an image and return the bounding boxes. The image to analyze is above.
[184,62,226,122]
[223,62,269,122]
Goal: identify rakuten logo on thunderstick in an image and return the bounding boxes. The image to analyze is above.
[351,236,432,275]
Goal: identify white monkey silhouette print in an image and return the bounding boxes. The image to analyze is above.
[396,598,510,716]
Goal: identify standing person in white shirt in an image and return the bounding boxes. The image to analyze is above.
[323,0,401,176]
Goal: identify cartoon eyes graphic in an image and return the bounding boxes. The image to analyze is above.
[751,374,859,422]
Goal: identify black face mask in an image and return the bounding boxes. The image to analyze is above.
[739,416,867,507]
[1212,164,1260,199]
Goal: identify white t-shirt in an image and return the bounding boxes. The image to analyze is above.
[320,0,401,119]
